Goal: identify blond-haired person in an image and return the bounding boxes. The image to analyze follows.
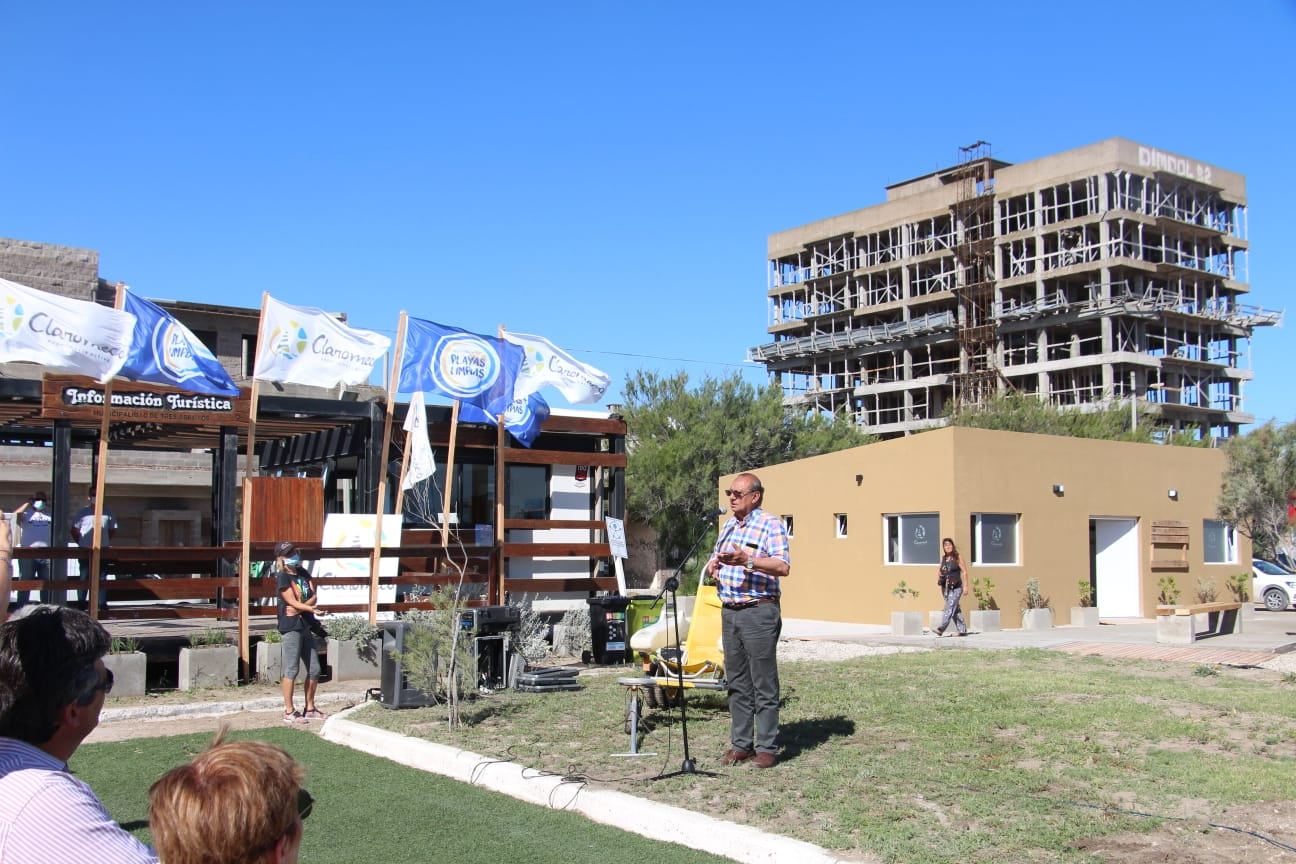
[148,735,310,864]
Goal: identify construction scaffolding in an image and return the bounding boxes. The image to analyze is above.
[754,138,1279,439]
[950,140,1002,408]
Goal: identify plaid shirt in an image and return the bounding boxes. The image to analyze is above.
[713,507,790,604]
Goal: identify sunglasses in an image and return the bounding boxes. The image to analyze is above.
[77,668,113,704]
[298,788,314,821]
[724,489,755,498]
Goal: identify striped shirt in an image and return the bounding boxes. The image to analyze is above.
[0,737,157,864]
[713,507,790,604]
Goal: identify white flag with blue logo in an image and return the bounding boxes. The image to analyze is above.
[0,277,136,383]
[398,317,524,415]
[502,330,610,405]
[401,390,437,489]
[460,391,550,447]
[253,295,391,387]
[120,292,241,395]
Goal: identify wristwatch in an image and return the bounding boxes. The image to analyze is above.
[744,555,755,573]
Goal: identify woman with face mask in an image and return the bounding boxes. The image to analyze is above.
[273,541,325,723]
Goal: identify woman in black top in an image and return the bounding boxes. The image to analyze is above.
[275,541,325,722]
[935,537,969,636]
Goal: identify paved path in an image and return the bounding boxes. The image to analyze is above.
[1050,641,1277,667]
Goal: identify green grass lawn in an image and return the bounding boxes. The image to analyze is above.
[353,649,1296,862]
[76,728,731,864]
[78,649,1296,863]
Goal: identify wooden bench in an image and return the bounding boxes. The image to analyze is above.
[1155,601,1243,644]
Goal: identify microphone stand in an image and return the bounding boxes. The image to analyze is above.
[653,511,722,780]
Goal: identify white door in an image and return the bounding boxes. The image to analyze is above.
[1092,518,1140,617]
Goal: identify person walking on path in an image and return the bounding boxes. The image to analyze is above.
[935,537,969,637]
[274,542,326,724]
[706,472,791,769]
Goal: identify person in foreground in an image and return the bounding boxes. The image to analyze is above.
[0,514,11,624]
[0,605,158,863]
[705,472,791,769]
[935,537,969,637]
[149,733,311,864]
[274,541,326,723]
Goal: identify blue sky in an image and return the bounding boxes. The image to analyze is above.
[3,2,1293,425]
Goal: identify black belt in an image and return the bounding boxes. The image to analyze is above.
[723,597,778,611]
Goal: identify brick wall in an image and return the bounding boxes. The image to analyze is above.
[0,238,99,299]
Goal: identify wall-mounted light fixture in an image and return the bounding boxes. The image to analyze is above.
[855,473,863,485]
[1168,489,1179,501]
[1052,484,1065,496]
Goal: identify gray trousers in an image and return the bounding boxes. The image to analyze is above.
[939,587,967,634]
[721,602,782,754]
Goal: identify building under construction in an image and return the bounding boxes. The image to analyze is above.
[751,138,1281,439]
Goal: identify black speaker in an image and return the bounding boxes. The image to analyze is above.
[472,635,510,689]
[460,605,521,635]
[379,621,437,709]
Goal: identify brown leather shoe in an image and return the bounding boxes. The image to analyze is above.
[752,752,777,769]
[720,749,754,766]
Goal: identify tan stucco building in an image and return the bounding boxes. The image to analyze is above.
[723,427,1248,627]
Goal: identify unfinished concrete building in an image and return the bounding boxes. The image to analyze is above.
[751,138,1281,439]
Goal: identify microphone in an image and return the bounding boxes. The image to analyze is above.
[702,508,727,521]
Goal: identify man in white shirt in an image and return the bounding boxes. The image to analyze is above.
[0,605,158,863]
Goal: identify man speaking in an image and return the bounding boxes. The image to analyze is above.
[705,472,790,769]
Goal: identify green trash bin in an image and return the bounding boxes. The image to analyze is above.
[626,596,664,645]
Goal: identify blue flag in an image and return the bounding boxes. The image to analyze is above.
[399,318,523,415]
[459,392,550,447]
[120,292,241,395]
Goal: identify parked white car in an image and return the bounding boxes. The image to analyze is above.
[1252,558,1296,611]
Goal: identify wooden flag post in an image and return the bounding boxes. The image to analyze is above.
[367,313,407,623]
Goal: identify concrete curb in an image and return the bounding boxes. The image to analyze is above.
[100,689,370,724]
[321,707,851,864]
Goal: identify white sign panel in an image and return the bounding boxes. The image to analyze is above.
[313,513,401,612]
[606,516,628,560]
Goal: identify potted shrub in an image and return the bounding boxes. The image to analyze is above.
[1225,572,1250,604]
[969,576,1001,633]
[324,614,382,681]
[178,627,238,690]
[103,636,147,698]
[1020,578,1053,630]
[1070,579,1100,627]
[255,629,284,683]
[890,581,924,636]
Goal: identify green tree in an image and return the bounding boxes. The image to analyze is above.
[621,370,872,581]
[947,391,1208,446]
[1218,421,1296,560]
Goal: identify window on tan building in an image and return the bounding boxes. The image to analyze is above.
[1203,519,1237,564]
[970,513,1020,565]
[885,513,940,564]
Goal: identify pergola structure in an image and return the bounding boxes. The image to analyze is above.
[0,371,628,672]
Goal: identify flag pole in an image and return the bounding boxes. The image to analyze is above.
[493,324,509,606]
[367,313,407,624]
[237,292,271,675]
[441,400,460,551]
[87,283,127,619]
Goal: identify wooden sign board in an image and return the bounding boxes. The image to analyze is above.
[1149,521,1189,544]
[1149,520,1189,572]
[41,374,250,426]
